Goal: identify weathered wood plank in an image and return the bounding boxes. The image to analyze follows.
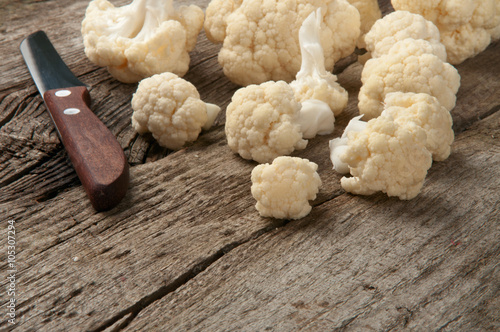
[124,111,500,331]
[0,0,499,331]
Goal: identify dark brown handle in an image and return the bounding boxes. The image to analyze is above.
[44,86,129,211]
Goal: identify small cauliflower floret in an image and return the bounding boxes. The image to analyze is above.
[225,81,307,163]
[381,92,454,161]
[251,156,322,220]
[392,0,499,64]
[333,116,432,200]
[346,0,382,48]
[358,39,460,120]
[81,0,204,83]
[364,10,446,61]
[209,0,360,86]
[131,73,221,150]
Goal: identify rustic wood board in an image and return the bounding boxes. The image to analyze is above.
[0,0,499,331]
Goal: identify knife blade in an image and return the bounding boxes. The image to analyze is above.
[20,31,129,211]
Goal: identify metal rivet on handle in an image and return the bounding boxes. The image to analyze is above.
[55,90,72,97]
[64,108,80,115]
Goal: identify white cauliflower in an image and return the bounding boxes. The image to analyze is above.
[392,0,500,64]
[381,92,454,161]
[251,156,322,219]
[364,10,447,61]
[358,39,461,119]
[290,9,349,115]
[225,81,307,163]
[131,73,221,150]
[330,116,432,200]
[289,9,348,138]
[205,0,360,86]
[346,0,382,48]
[81,0,204,83]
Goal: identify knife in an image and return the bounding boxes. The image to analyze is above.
[20,31,129,211]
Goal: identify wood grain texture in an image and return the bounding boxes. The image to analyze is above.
[0,0,499,331]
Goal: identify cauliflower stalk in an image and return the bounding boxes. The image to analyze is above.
[391,0,500,64]
[251,156,322,219]
[204,0,360,86]
[225,81,307,163]
[330,115,432,200]
[358,38,460,120]
[131,73,221,150]
[81,0,204,83]
[290,9,349,139]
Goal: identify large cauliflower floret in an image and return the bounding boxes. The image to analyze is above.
[364,10,446,61]
[209,0,360,86]
[392,0,499,64]
[81,0,204,83]
[131,73,221,150]
[346,0,382,48]
[225,81,307,163]
[358,39,460,120]
[382,92,454,161]
[251,156,322,220]
[332,116,432,200]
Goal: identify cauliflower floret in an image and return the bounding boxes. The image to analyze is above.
[358,39,460,120]
[81,0,204,83]
[131,73,221,150]
[209,0,360,86]
[346,0,382,48]
[225,81,307,163]
[392,0,499,64]
[382,92,454,161]
[439,24,492,65]
[364,10,447,61]
[331,116,432,200]
[289,9,348,139]
[290,9,348,117]
[204,0,243,43]
[251,156,322,219]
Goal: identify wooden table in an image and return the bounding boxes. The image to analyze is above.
[1,1,499,330]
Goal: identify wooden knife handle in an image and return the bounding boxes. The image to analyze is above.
[43,86,129,211]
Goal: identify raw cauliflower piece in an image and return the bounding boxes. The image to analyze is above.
[131,73,221,150]
[290,9,348,116]
[331,116,432,200]
[204,0,243,43]
[81,0,204,83]
[364,10,447,61]
[251,156,322,219]
[346,0,381,48]
[382,92,454,161]
[289,9,348,138]
[358,39,460,120]
[392,0,499,64]
[225,81,307,163]
[207,0,360,86]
